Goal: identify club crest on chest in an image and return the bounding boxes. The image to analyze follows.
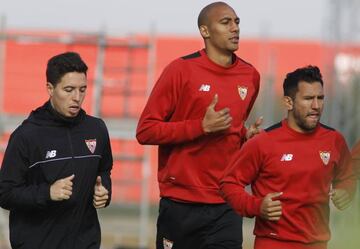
[85,139,97,154]
[319,151,331,165]
[237,85,248,100]
[163,238,174,249]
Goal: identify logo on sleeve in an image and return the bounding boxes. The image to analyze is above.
[237,85,248,100]
[85,139,97,154]
[45,150,57,159]
[319,151,330,165]
[199,84,211,92]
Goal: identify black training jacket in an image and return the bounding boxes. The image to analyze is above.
[0,101,113,249]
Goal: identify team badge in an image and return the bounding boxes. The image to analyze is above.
[85,139,97,154]
[237,85,248,100]
[319,151,330,165]
[163,238,174,249]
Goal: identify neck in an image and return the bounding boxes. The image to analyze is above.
[205,47,234,67]
[48,99,78,120]
[49,100,63,117]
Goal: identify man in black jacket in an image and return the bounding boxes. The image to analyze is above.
[0,52,113,249]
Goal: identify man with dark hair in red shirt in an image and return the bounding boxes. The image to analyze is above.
[137,2,261,249]
[221,65,356,249]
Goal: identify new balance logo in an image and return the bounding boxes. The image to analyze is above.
[280,154,293,161]
[45,150,57,159]
[199,84,211,92]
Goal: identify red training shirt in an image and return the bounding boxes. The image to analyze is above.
[221,120,356,248]
[137,49,260,203]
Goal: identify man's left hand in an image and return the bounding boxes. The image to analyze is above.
[330,188,352,210]
[93,176,109,209]
[246,116,263,140]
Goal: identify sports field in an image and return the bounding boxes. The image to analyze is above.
[90,195,360,249]
[99,199,360,249]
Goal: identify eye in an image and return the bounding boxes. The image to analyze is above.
[220,18,231,25]
[80,87,87,93]
[64,87,73,93]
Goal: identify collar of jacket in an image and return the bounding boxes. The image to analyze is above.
[24,100,86,127]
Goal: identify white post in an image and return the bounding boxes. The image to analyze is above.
[0,15,6,135]
[138,26,156,249]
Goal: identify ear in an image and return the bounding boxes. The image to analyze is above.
[199,25,210,39]
[283,96,293,111]
[46,82,54,97]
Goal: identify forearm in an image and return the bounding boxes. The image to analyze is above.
[136,118,204,145]
[221,182,262,218]
[334,139,357,199]
[0,183,50,210]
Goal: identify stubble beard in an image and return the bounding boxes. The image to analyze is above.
[293,107,320,133]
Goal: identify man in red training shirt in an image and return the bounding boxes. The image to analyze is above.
[221,65,356,249]
[137,1,261,249]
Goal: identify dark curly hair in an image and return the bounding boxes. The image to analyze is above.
[283,65,323,99]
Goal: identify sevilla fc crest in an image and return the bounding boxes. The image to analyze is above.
[238,85,248,100]
[85,139,97,154]
[319,151,330,165]
[163,238,174,249]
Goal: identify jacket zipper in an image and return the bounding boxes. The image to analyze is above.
[66,127,77,249]
[66,128,75,172]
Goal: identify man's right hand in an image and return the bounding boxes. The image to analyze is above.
[202,94,232,134]
[260,192,283,221]
[50,174,74,201]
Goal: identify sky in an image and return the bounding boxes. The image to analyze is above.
[0,0,334,40]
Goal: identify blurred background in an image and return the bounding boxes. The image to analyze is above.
[0,0,359,248]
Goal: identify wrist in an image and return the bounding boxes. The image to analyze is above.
[201,120,211,134]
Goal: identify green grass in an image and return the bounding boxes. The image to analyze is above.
[329,195,360,249]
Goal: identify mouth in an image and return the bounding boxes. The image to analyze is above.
[307,113,320,120]
[230,36,239,43]
[69,106,80,114]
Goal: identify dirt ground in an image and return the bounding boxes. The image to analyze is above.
[0,197,359,249]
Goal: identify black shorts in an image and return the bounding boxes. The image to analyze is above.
[156,198,243,249]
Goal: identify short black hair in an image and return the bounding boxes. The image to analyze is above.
[46,52,88,86]
[197,1,229,28]
[283,65,323,99]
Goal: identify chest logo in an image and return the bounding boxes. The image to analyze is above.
[45,150,57,159]
[85,139,97,154]
[280,153,293,161]
[319,151,330,165]
[237,85,248,100]
[199,84,211,92]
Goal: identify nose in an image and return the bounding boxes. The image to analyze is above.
[231,21,239,33]
[312,98,320,109]
[72,90,81,102]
